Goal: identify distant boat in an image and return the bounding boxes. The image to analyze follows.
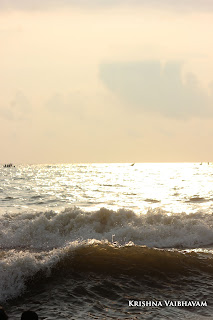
[3,163,15,168]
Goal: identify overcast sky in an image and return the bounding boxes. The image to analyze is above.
[1,0,213,163]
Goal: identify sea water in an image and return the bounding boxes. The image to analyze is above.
[0,163,213,319]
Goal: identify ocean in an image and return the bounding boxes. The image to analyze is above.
[0,163,213,319]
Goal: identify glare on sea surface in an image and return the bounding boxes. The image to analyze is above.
[1,162,213,216]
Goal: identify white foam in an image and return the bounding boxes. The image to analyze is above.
[0,240,83,303]
[0,249,54,302]
[0,203,213,303]
[0,239,109,303]
[0,207,213,250]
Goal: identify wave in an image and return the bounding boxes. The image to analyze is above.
[1,207,213,303]
[62,242,213,276]
[1,241,213,303]
[0,207,213,250]
[185,196,210,203]
[2,196,15,201]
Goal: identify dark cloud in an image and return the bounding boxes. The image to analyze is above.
[1,0,213,12]
[99,61,213,119]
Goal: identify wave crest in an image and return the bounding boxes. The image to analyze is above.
[1,241,213,303]
[1,207,213,249]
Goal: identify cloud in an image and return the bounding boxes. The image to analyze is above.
[1,0,213,12]
[99,60,213,119]
[0,91,32,121]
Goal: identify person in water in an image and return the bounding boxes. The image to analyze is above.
[21,311,38,320]
[0,306,8,320]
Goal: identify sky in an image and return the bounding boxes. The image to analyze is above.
[1,0,213,163]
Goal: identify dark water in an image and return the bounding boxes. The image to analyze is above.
[3,243,213,319]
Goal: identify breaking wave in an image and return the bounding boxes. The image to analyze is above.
[1,207,213,250]
[1,241,213,303]
[1,207,213,303]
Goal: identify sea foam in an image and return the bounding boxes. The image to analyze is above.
[0,207,213,250]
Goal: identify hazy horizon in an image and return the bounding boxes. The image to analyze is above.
[1,161,210,166]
